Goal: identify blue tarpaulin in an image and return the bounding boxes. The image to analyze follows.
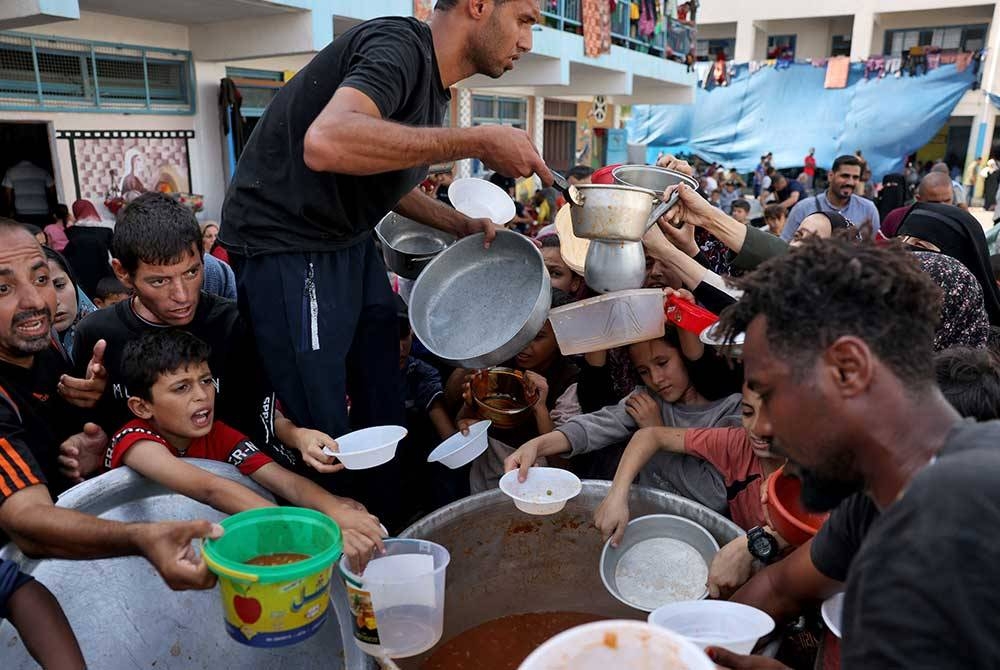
[627,62,976,180]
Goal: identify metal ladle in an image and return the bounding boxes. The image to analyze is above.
[550,168,583,207]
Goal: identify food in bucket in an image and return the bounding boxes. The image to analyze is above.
[613,538,709,610]
[245,553,311,567]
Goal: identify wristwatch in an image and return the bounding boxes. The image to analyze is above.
[747,526,779,565]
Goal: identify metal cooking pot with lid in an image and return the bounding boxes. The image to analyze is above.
[409,229,551,369]
[375,212,456,280]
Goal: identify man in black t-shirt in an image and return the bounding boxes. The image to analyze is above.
[220,3,551,526]
[703,237,1000,669]
[0,219,219,591]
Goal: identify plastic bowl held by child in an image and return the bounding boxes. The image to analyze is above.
[499,467,582,515]
[427,420,492,469]
[648,600,775,655]
[202,507,343,647]
[765,466,830,546]
[322,425,407,470]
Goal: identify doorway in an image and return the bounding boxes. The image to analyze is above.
[0,122,57,225]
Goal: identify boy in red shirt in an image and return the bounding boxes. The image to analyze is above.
[105,329,384,566]
[594,384,788,597]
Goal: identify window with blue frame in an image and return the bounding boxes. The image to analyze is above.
[469,94,527,175]
[225,67,284,117]
[883,24,988,58]
[0,30,194,113]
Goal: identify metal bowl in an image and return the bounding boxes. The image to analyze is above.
[375,212,456,280]
[612,164,700,195]
[470,367,539,429]
[600,514,720,612]
[569,183,660,242]
[584,239,646,293]
[409,229,551,368]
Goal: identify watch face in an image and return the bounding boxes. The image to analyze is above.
[751,535,773,557]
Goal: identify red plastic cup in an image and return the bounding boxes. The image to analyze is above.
[664,294,719,334]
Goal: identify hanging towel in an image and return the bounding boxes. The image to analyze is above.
[927,53,941,70]
[748,60,762,75]
[824,56,850,88]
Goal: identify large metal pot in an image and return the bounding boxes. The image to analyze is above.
[396,481,742,668]
[375,212,456,280]
[584,239,646,293]
[569,183,662,242]
[409,229,551,368]
[0,460,372,670]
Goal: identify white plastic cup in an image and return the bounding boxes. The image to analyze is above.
[427,420,491,469]
[340,539,450,658]
[647,600,775,655]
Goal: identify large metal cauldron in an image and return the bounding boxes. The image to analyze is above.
[397,480,743,667]
[0,460,371,670]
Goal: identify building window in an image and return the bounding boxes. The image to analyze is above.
[470,94,527,174]
[883,24,988,58]
[831,35,851,57]
[767,34,796,59]
[696,38,735,61]
[225,66,283,117]
[0,30,194,114]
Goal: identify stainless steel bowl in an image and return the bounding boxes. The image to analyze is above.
[584,239,646,293]
[612,164,700,195]
[600,514,720,612]
[376,212,456,280]
[409,229,551,368]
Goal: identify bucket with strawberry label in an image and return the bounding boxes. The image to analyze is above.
[202,507,343,647]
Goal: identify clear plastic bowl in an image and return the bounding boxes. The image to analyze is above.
[499,467,582,515]
[427,420,492,469]
[648,600,776,655]
[548,289,666,356]
[518,619,715,670]
[323,425,407,470]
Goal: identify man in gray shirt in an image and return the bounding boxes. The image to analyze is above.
[781,155,880,241]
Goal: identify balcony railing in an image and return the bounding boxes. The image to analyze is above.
[541,0,695,59]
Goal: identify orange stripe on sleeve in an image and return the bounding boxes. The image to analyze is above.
[0,438,39,487]
[0,472,11,497]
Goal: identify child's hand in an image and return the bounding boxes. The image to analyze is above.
[58,422,107,482]
[707,536,755,599]
[594,491,630,547]
[461,370,482,408]
[524,370,549,407]
[332,508,386,573]
[664,287,697,305]
[625,390,663,428]
[289,428,345,475]
[504,439,542,482]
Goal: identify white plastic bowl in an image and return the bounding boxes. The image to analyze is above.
[427,420,492,469]
[518,619,714,670]
[322,425,407,470]
[499,467,582,515]
[648,600,775,655]
[549,289,666,356]
[821,592,844,639]
[449,178,517,225]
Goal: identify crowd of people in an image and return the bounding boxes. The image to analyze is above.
[1,1,999,667]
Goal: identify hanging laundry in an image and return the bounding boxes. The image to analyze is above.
[638,0,655,39]
[824,56,850,88]
[713,52,728,87]
[940,53,958,65]
[748,61,762,75]
[927,53,941,70]
[956,51,974,73]
[864,56,885,80]
[695,61,712,85]
[583,0,612,57]
[885,57,902,76]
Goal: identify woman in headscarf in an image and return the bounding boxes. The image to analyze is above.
[896,202,1000,326]
[914,251,990,350]
[877,173,909,221]
[43,246,97,361]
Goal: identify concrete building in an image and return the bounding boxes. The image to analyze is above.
[0,1,696,222]
[696,1,1000,194]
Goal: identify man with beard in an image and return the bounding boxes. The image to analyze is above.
[0,219,221,591]
[780,155,879,241]
[220,0,550,529]
[709,237,1000,669]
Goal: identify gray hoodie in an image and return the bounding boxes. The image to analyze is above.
[557,389,743,513]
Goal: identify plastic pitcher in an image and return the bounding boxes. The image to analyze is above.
[202,507,343,647]
[340,539,450,658]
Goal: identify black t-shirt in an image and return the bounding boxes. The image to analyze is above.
[811,419,1000,668]
[71,293,280,460]
[0,345,81,505]
[221,17,451,255]
[769,179,806,203]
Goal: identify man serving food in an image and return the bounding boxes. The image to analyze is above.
[221,0,551,527]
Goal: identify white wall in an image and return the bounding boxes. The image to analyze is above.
[696,22,737,40]
[40,11,189,49]
[871,6,994,56]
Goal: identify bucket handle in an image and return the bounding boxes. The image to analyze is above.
[202,551,260,583]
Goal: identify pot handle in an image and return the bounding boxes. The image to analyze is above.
[645,188,683,232]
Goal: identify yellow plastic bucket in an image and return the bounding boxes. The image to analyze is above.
[203,507,343,647]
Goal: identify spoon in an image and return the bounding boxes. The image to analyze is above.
[549,168,583,207]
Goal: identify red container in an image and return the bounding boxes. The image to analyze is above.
[591,164,621,185]
[765,466,830,546]
[664,295,719,334]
